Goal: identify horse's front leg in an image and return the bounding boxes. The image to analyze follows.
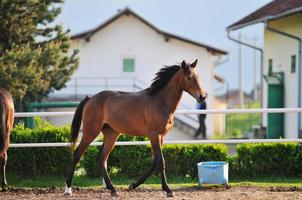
[0,153,8,191]
[158,150,174,197]
[128,156,159,190]
[158,136,174,197]
[129,135,174,197]
[129,135,162,190]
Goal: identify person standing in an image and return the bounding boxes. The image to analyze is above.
[195,101,207,139]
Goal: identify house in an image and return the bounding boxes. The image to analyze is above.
[49,8,227,138]
[217,89,253,108]
[227,0,302,138]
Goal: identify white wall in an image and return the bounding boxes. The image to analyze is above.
[264,13,302,138]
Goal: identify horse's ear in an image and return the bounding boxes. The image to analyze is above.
[181,60,187,69]
[191,59,198,68]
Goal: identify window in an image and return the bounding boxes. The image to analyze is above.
[291,55,296,73]
[123,58,135,72]
[268,59,273,74]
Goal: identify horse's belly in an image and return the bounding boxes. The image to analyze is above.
[106,116,147,136]
[105,109,174,136]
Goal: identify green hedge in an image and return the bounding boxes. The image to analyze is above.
[231,143,302,178]
[7,124,302,179]
[81,144,228,179]
[8,123,72,177]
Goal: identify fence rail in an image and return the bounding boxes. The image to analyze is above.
[11,108,302,148]
[14,108,302,117]
[9,139,302,148]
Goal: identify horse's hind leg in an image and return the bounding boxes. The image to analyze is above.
[0,151,8,191]
[65,126,102,195]
[65,139,92,195]
[98,125,120,196]
[0,104,8,191]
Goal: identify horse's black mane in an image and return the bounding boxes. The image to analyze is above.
[147,65,180,95]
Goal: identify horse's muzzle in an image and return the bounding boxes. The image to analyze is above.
[199,93,207,103]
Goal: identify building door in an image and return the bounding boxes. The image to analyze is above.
[264,72,284,138]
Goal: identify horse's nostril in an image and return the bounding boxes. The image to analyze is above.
[199,95,207,102]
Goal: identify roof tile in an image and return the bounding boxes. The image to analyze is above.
[228,0,302,30]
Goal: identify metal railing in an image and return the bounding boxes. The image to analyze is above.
[49,77,148,98]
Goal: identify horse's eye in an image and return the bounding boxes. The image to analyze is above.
[187,76,192,80]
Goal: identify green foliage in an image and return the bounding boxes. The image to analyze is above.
[231,143,302,178]
[0,0,78,105]
[8,123,71,177]
[7,125,302,180]
[117,134,148,141]
[226,102,261,138]
[81,144,228,179]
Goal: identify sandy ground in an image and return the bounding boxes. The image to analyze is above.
[1,186,302,200]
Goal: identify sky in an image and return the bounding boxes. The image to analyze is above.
[56,0,272,93]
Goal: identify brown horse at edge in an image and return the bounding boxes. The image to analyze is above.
[65,60,207,197]
[0,89,14,191]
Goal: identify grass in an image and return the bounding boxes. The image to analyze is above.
[7,174,197,188]
[225,102,261,138]
[7,174,302,189]
[230,176,302,188]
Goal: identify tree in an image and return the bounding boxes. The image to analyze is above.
[0,0,79,108]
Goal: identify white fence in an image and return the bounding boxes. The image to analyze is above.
[9,139,302,148]
[14,108,302,117]
[11,108,302,148]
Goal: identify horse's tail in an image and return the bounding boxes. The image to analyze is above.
[69,96,90,151]
[0,103,6,151]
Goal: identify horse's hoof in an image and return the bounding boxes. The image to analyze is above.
[128,183,135,190]
[111,191,118,197]
[1,186,8,192]
[64,184,72,196]
[64,191,72,196]
[167,192,175,198]
[64,190,72,196]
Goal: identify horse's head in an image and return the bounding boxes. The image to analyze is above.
[180,59,207,103]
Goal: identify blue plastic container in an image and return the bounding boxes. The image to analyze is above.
[197,161,228,185]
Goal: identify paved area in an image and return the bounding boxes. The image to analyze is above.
[164,127,195,140]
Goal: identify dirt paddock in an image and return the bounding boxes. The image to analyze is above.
[1,186,302,200]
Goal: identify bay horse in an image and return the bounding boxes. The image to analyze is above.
[0,89,14,191]
[64,60,207,197]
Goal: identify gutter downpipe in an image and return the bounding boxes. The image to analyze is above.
[227,30,264,126]
[213,56,230,106]
[214,56,229,68]
[265,21,302,138]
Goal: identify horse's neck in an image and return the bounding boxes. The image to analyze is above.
[156,72,183,115]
